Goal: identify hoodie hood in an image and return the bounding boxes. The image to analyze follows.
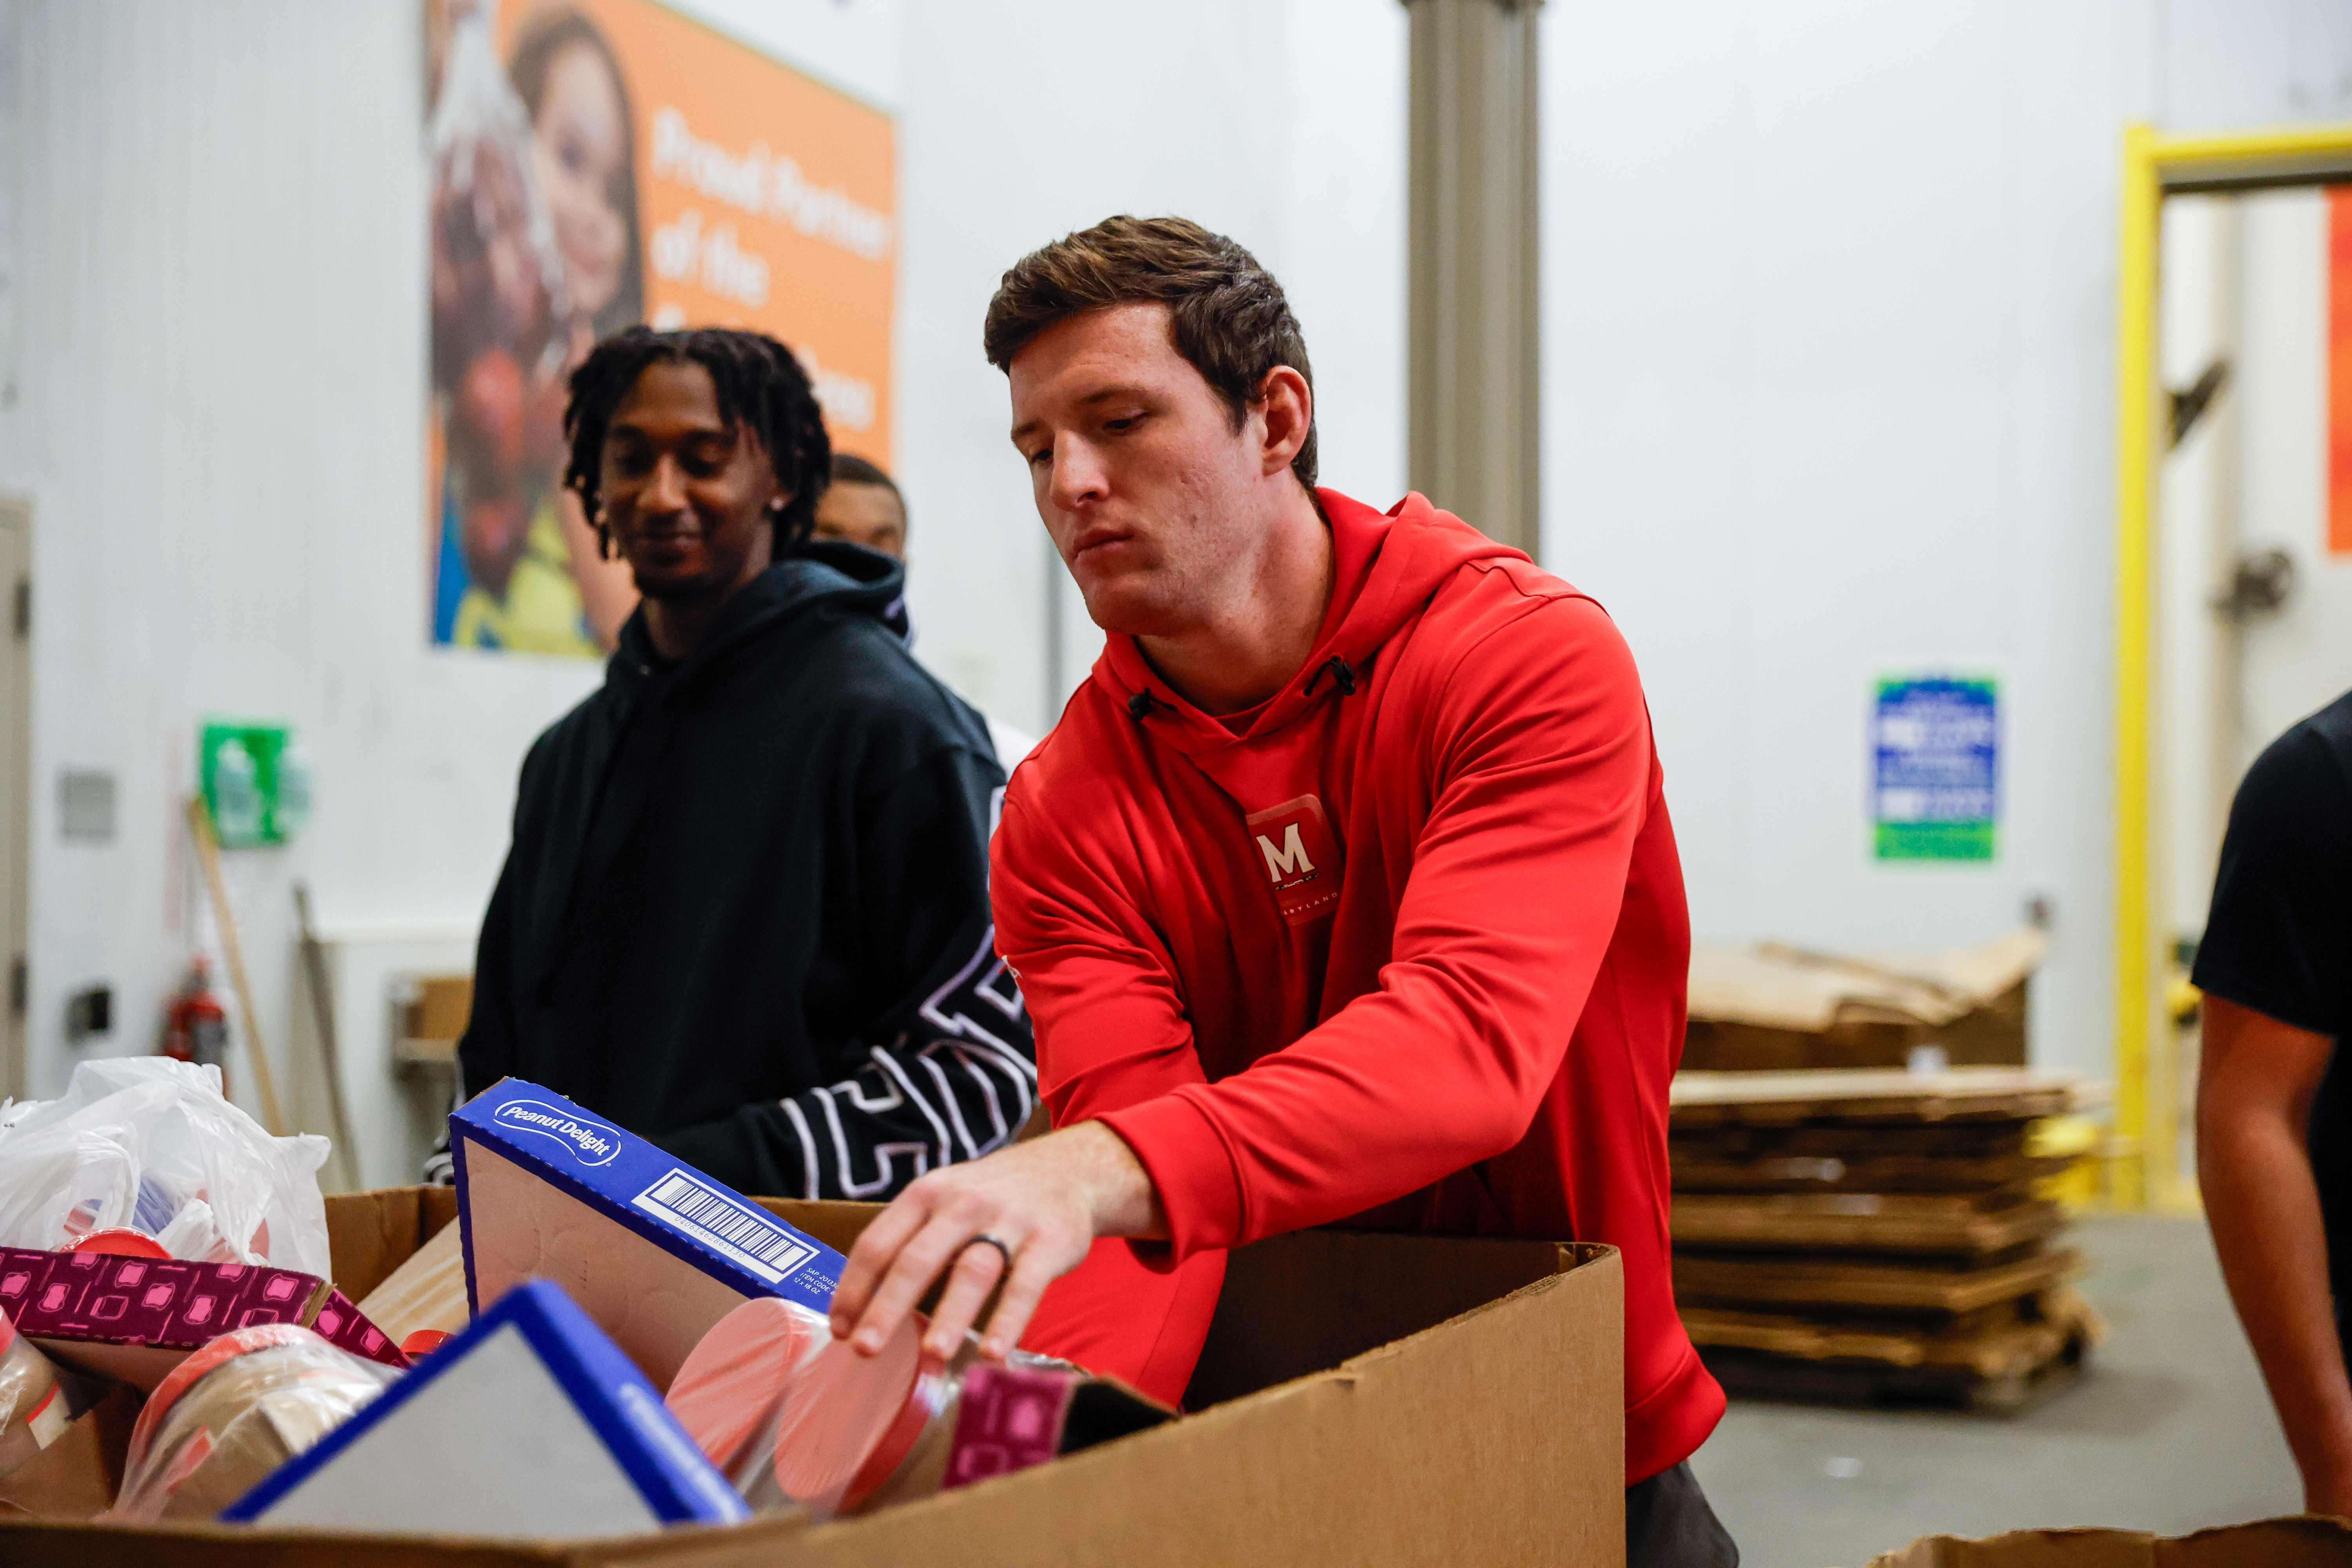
[608,539,909,704]
[1097,489,1524,761]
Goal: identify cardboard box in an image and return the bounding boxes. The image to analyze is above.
[0,1187,1625,1566]
[1855,1516,2352,1566]
[0,1383,139,1519]
[1684,930,2045,1071]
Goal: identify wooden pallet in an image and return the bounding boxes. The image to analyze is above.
[1692,1290,2103,1414]
[1700,1342,2087,1414]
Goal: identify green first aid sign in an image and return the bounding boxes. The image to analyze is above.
[1872,676,1997,862]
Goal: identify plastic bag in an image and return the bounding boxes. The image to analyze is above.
[0,1306,72,1481]
[0,1058,332,1278]
[107,1322,397,1522]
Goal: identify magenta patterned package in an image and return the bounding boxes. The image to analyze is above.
[0,1247,406,1387]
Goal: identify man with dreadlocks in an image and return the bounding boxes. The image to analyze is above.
[450,327,1036,1200]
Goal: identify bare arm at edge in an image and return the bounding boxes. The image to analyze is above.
[2197,993,2352,1518]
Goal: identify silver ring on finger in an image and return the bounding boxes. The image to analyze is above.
[960,1232,1015,1273]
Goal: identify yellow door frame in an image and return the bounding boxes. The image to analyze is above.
[2112,122,2352,1208]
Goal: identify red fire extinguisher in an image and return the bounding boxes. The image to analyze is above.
[161,958,230,1092]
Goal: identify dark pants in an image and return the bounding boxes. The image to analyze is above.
[1626,1460,1739,1567]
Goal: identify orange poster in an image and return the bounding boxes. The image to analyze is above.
[424,0,896,655]
[2330,187,2352,555]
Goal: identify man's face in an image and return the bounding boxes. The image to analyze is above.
[1008,303,1279,637]
[812,481,907,559]
[599,360,781,603]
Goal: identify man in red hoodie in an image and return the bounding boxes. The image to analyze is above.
[831,216,1731,1563]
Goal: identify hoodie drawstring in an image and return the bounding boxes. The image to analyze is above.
[1131,656,1360,720]
[1303,655,1357,697]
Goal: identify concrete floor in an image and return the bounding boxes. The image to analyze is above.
[1687,1214,2304,1568]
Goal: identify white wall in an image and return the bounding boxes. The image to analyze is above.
[2234,189,2352,752]
[2154,196,2239,937]
[891,0,1405,733]
[0,0,1405,1182]
[18,0,2348,1164]
[8,2,602,1138]
[1541,0,2352,1077]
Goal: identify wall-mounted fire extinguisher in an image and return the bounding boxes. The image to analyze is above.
[161,957,229,1093]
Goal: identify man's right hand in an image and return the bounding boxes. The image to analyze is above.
[828,1120,1166,1363]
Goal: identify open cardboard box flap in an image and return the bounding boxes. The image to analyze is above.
[0,1188,1625,1567]
[1857,1517,2352,1567]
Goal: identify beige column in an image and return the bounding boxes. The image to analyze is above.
[1402,0,1542,558]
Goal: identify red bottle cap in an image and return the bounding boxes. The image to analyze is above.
[68,1229,171,1259]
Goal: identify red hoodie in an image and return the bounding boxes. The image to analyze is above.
[1001,488,1723,1483]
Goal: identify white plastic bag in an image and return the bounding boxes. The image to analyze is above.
[0,1058,332,1278]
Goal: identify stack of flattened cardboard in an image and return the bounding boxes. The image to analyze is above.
[1684,929,2047,1071]
[1671,1067,2103,1411]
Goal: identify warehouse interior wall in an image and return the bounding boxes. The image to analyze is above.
[2154,188,2348,944]
[0,0,1406,1177]
[1542,0,2352,1081]
[11,0,2352,1158]
[5,0,570,1121]
[892,0,1406,734]
[2154,193,2239,942]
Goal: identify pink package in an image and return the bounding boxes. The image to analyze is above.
[0,1246,405,1390]
[664,1295,832,1495]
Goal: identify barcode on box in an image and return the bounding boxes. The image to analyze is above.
[632,1169,818,1285]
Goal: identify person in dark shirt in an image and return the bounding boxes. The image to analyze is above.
[2194,686,2352,1520]
[810,451,1041,771]
[448,327,1036,1199]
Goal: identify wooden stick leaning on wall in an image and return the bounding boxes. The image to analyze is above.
[294,884,361,1191]
[185,794,287,1138]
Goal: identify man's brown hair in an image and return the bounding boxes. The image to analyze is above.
[983,216,1318,489]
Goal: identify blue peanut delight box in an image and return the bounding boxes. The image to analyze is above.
[224,1279,748,1536]
[450,1079,846,1391]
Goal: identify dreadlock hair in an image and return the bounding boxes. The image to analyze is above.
[563,327,832,556]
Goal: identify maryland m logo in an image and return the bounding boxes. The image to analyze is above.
[1257,822,1316,882]
[1243,795,1342,926]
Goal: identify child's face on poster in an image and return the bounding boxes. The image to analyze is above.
[531,40,631,322]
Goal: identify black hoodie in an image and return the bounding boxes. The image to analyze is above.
[454,543,1035,1198]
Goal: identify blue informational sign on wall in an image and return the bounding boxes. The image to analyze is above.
[1872,675,1998,861]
